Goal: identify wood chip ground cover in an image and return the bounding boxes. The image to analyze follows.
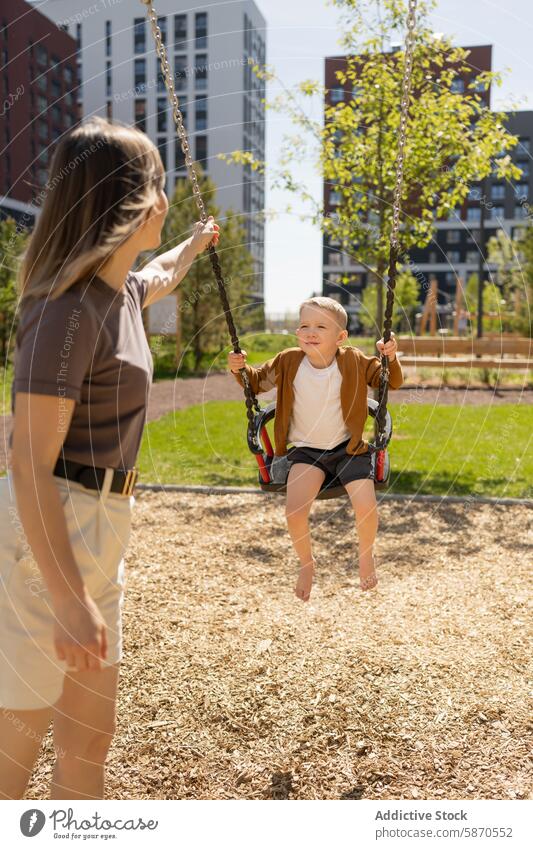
[26,493,532,800]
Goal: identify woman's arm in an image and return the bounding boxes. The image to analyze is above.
[138,217,219,308]
[11,392,107,672]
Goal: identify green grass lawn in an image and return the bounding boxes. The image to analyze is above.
[137,400,532,499]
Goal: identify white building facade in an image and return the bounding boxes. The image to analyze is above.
[37,0,266,301]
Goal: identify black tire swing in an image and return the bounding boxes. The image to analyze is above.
[142,0,416,499]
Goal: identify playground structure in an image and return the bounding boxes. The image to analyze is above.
[404,274,532,370]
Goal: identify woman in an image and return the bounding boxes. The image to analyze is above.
[0,116,219,799]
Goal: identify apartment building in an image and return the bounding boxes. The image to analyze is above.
[33,0,267,300]
[0,0,77,225]
[322,45,532,330]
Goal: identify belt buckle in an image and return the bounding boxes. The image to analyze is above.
[121,468,138,496]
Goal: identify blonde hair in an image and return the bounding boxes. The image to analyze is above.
[299,296,348,330]
[18,116,165,301]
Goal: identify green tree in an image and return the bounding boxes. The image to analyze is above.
[152,169,262,371]
[465,273,505,334]
[359,268,419,333]
[487,223,533,335]
[0,217,28,364]
[222,0,521,334]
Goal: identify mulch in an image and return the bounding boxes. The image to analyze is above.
[25,492,532,800]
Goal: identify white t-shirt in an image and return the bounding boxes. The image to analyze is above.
[288,355,351,449]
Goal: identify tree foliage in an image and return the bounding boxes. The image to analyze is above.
[359,268,420,332]
[153,169,262,370]
[486,223,533,335]
[222,0,522,331]
[0,217,28,364]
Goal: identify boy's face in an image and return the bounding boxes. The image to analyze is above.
[296,305,347,363]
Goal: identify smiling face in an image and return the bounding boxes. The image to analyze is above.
[296,305,348,367]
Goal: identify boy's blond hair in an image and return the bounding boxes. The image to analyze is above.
[299,296,348,330]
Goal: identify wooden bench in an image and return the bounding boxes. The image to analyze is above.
[396,336,532,371]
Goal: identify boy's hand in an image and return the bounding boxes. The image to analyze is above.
[228,349,247,373]
[376,332,398,362]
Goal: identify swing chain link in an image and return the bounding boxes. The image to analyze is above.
[375,0,417,450]
[141,0,262,443]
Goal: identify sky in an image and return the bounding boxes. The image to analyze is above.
[260,0,533,313]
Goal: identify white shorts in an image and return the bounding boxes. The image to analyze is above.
[0,471,134,710]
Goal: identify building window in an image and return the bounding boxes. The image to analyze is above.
[489,205,504,220]
[38,119,48,142]
[195,13,207,49]
[106,100,112,120]
[491,184,505,200]
[174,55,187,91]
[175,140,185,171]
[157,137,168,170]
[174,14,187,49]
[51,104,62,125]
[157,64,166,93]
[328,251,342,266]
[63,65,74,86]
[37,94,47,112]
[134,99,146,132]
[157,98,167,133]
[518,162,530,179]
[330,191,341,206]
[195,134,207,165]
[451,78,464,93]
[447,250,461,264]
[35,44,48,66]
[105,61,112,98]
[134,58,146,88]
[37,74,47,94]
[157,16,167,45]
[195,95,207,130]
[468,185,482,200]
[466,207,481,222]
[51,78,61,98]
[446,229,460,243]
[514,183,529,200]
[134,18,145,54]
[516,137,530,158]
[428,251,438,264]
[105,20,111,57]
[195,54,207,90]
[466,250,479,264]
[76,24,82,50]
[445,272,456,287]
[330,88,344,103]
[514,203,528,219]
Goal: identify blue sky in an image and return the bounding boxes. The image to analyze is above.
[260,0,533,312]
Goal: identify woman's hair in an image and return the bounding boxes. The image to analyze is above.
[299,296,348,330]
[18,116,165,301]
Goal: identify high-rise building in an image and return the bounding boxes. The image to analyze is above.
[0,0,78,226]
[322,45,532,331]
[36,0,267,301]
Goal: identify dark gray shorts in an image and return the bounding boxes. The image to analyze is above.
[287,439,373,486]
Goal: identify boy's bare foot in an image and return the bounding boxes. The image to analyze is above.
[295,559,315,602]
[359,551,378,591]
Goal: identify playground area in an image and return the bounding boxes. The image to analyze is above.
[23,490,531,800]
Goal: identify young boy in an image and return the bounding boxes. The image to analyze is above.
[228,297,402,602]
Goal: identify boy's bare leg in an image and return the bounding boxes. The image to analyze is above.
[285,463,326,601]
[344,479,379,590]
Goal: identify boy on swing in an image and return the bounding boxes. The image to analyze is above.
[228,297,402,602]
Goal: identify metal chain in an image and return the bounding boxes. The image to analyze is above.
[375,0,417,450]
[141,0,262,440]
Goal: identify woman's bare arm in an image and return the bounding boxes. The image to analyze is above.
[137,218,219,308]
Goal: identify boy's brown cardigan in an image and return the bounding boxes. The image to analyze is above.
[233,346,404,456]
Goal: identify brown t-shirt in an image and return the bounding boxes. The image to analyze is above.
[11,272,153,470]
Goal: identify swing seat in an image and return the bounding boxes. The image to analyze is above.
[248,398,393,498]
